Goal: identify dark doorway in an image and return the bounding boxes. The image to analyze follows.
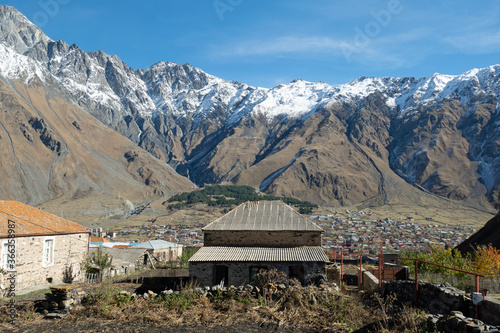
[289,266,305,285]
[214,265,228,286]
[249,266,267,285]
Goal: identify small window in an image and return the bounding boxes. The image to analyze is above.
[43,238,55,266]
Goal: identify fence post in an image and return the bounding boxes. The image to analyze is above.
[476,275,480,319]
[359,254,363,290]
[341,252,344,284]
[415,260,418,307]
[378,243,382,290]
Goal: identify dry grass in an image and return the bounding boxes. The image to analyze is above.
[0,272,428,332]
[40,191,495,230]
[356,203,493,228]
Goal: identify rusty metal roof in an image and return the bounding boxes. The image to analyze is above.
[189,246,328,262]
[0,201,88,237]
[203,201,321,231]
[90,237,110,243]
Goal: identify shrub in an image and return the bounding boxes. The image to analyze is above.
[179,247,199,268]
[81,247,113,282]
[401,245,470,277]
[472,244,500,276]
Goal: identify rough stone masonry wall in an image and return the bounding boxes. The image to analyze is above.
[382,280,476,318]
[204,230,321,247]
[13,233,89,293]
[190,261,326,287]
[35,285,87,318]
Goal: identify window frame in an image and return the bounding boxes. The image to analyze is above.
[42,237,55,267]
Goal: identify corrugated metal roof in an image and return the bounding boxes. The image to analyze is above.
[0,201,88,237]
[90,247,147,267]
[189,246,328,262]
[131,240,183,250]
[203,201,321,231]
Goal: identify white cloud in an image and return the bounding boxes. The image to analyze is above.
[217,36,346,57]
[444,31,500,54]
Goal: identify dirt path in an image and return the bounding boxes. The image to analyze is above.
[1,320,346,333]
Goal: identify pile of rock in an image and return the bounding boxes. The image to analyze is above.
[120,290,159,299]
[35,285,87,318]
[158,283,340,299]
[427,311,500,333]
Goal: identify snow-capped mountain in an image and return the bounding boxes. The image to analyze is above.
[1,4,499,210]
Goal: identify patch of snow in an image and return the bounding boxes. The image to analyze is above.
[0,43,45,83]
[386,97,397,108]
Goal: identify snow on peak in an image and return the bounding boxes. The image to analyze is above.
[254,79,332,119]
[395,73,455,112]
[2,7,500,129]
[0,43,45,83]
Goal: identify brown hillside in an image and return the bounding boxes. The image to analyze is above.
[456,211,500,253]
[0,77,194,208]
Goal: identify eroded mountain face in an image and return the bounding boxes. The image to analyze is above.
[1,5,499,209]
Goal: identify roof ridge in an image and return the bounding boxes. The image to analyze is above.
[203,200,322,231]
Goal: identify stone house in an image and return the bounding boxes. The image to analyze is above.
[131,240,183,265]
[89,247,152,278]
[189,201,328,287]
[0,201,90,294]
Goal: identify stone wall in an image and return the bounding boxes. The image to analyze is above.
[190,261,326,287]
[382,280,475,318]
[427,311,500,333]
[204,230,321,247]
[1,233,89,294]
[480,298,500,326]
[362,270,379,293]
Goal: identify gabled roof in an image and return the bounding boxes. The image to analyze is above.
[203,201,321,231]
[131,239,183,250]
[0,200,88,237]
[89,247,147,267]
[189,246,328,262]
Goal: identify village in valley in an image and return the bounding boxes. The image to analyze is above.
[102,207,478,255]
[2,198,500,331]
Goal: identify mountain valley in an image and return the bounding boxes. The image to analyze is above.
[0,4,499,227]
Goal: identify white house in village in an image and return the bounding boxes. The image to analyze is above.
[0,201,90,294]
[131,239,184,264]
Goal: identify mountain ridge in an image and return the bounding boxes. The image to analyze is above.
[0,4,499,210]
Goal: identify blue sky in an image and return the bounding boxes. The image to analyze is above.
[3,0,500,88]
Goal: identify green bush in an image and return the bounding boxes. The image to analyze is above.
[179,247,199,268]
[400,245,470,278]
